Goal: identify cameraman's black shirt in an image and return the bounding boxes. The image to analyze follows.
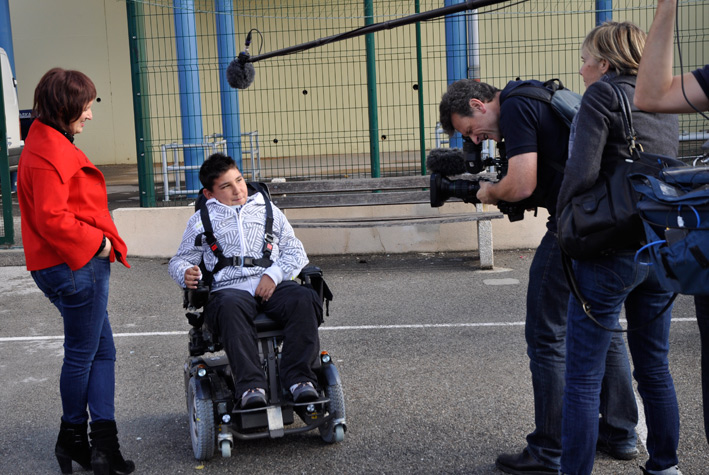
[499,80,570,232]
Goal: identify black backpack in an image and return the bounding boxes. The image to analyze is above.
[504,78,582,128]
[501,78,582,174]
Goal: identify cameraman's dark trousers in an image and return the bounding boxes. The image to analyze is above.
[204,280,322,396]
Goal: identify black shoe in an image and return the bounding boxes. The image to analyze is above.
[55,419,92,474]
[89,420,135,475]
[495,449,557,475]
[596,439,639,460]
[240,388,267,409]
[291,382,318,403]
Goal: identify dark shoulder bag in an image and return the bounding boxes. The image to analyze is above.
[557,82,685,260]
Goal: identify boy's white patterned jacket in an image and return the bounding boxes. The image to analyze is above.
[168,192,308,295]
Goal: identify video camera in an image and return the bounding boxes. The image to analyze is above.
[428,139,537,222]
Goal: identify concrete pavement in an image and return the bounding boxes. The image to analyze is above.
[0,251,707,474]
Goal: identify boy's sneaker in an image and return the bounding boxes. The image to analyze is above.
[290,382,318,403]
[240,388,267,409]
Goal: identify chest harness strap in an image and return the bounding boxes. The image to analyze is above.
[195,183,274,287]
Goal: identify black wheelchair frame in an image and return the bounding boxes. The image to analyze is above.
[182,265,346,460]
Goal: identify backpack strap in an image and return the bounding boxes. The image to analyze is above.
[502,79,569,174]
[505,81,554,104]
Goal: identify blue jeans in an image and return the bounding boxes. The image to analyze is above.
[561,252,679,475]
[695,294,709,444]
[525,232,637,470]
[32,257,116,424]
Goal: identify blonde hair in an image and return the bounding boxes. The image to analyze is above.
[582,21,646,76]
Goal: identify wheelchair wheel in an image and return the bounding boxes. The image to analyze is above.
[220,439,232,458]
[319,382,346,444]
[188,377,215,460]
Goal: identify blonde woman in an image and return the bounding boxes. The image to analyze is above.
[557,22,680,475]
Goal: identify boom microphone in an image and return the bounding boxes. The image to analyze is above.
[227,31,256,89]
[426,148,466,176]
[226,0,515,89]
[227,53,255,89]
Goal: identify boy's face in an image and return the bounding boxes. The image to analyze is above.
[203,167,249,206]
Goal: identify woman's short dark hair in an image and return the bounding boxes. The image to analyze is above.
[33,68,96,134]
[199,153,238,191]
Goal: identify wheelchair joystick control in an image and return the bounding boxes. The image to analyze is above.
[187,279,210,309]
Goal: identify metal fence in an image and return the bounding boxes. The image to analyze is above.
[124,0,709,207]
[0,58,14,245]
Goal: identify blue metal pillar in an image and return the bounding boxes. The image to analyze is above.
[596,0,613,25]
[0,0,15,75]
[444,0,467,149]
[174,0,204,194]
[214,0,243,172]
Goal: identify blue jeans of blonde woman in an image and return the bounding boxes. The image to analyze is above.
[561,251,679,475]
[525,231,637,469]
[695,294,709,444]
[31,257,116,424]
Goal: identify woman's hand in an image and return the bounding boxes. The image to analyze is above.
[98,238,112,258]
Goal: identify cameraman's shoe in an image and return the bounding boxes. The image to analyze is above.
[495,448,557,475]
[596,438,639,460]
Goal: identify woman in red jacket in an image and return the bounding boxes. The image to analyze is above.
[17,68,134,475]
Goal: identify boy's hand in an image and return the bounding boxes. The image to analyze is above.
[184,265,202,289]
[255,274,276,301]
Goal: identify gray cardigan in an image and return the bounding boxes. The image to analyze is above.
[556,74,679,216]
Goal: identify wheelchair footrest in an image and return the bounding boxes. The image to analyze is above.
[231,404,294,431]
[266,406,285,438]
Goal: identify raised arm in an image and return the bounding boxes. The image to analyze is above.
[635,0,709,113]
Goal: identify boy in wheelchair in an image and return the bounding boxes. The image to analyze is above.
[168,153,323,410]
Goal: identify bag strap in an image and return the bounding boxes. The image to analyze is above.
[560,81,678,332]
[561,251,677,333]
[607,81,642,158]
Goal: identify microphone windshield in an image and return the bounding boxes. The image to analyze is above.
[227,52,255,89]
[426,148,465,175]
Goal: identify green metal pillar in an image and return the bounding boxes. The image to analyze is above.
[0,57,13,244]
[126,0,156,207]
[364,0,380,178]
[415,0,426,175]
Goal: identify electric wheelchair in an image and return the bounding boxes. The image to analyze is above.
[182,265,346,461]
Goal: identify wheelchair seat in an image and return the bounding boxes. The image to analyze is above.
[252,312,282,333]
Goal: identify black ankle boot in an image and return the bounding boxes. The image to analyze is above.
[55,419,91,474]
[89,420,135,475]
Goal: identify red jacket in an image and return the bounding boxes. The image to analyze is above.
[17,120,130,271]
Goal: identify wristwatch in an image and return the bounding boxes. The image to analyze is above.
[95,236,107,256]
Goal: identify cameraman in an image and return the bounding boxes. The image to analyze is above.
[635,0,709,445]
[439,79,638,474]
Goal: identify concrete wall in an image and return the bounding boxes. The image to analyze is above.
[113,202,548,259]
[9,0,135,165]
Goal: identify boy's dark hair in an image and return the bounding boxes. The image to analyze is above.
[439,79,499,136]
[199,152,238,191]
[34,68,96,134]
